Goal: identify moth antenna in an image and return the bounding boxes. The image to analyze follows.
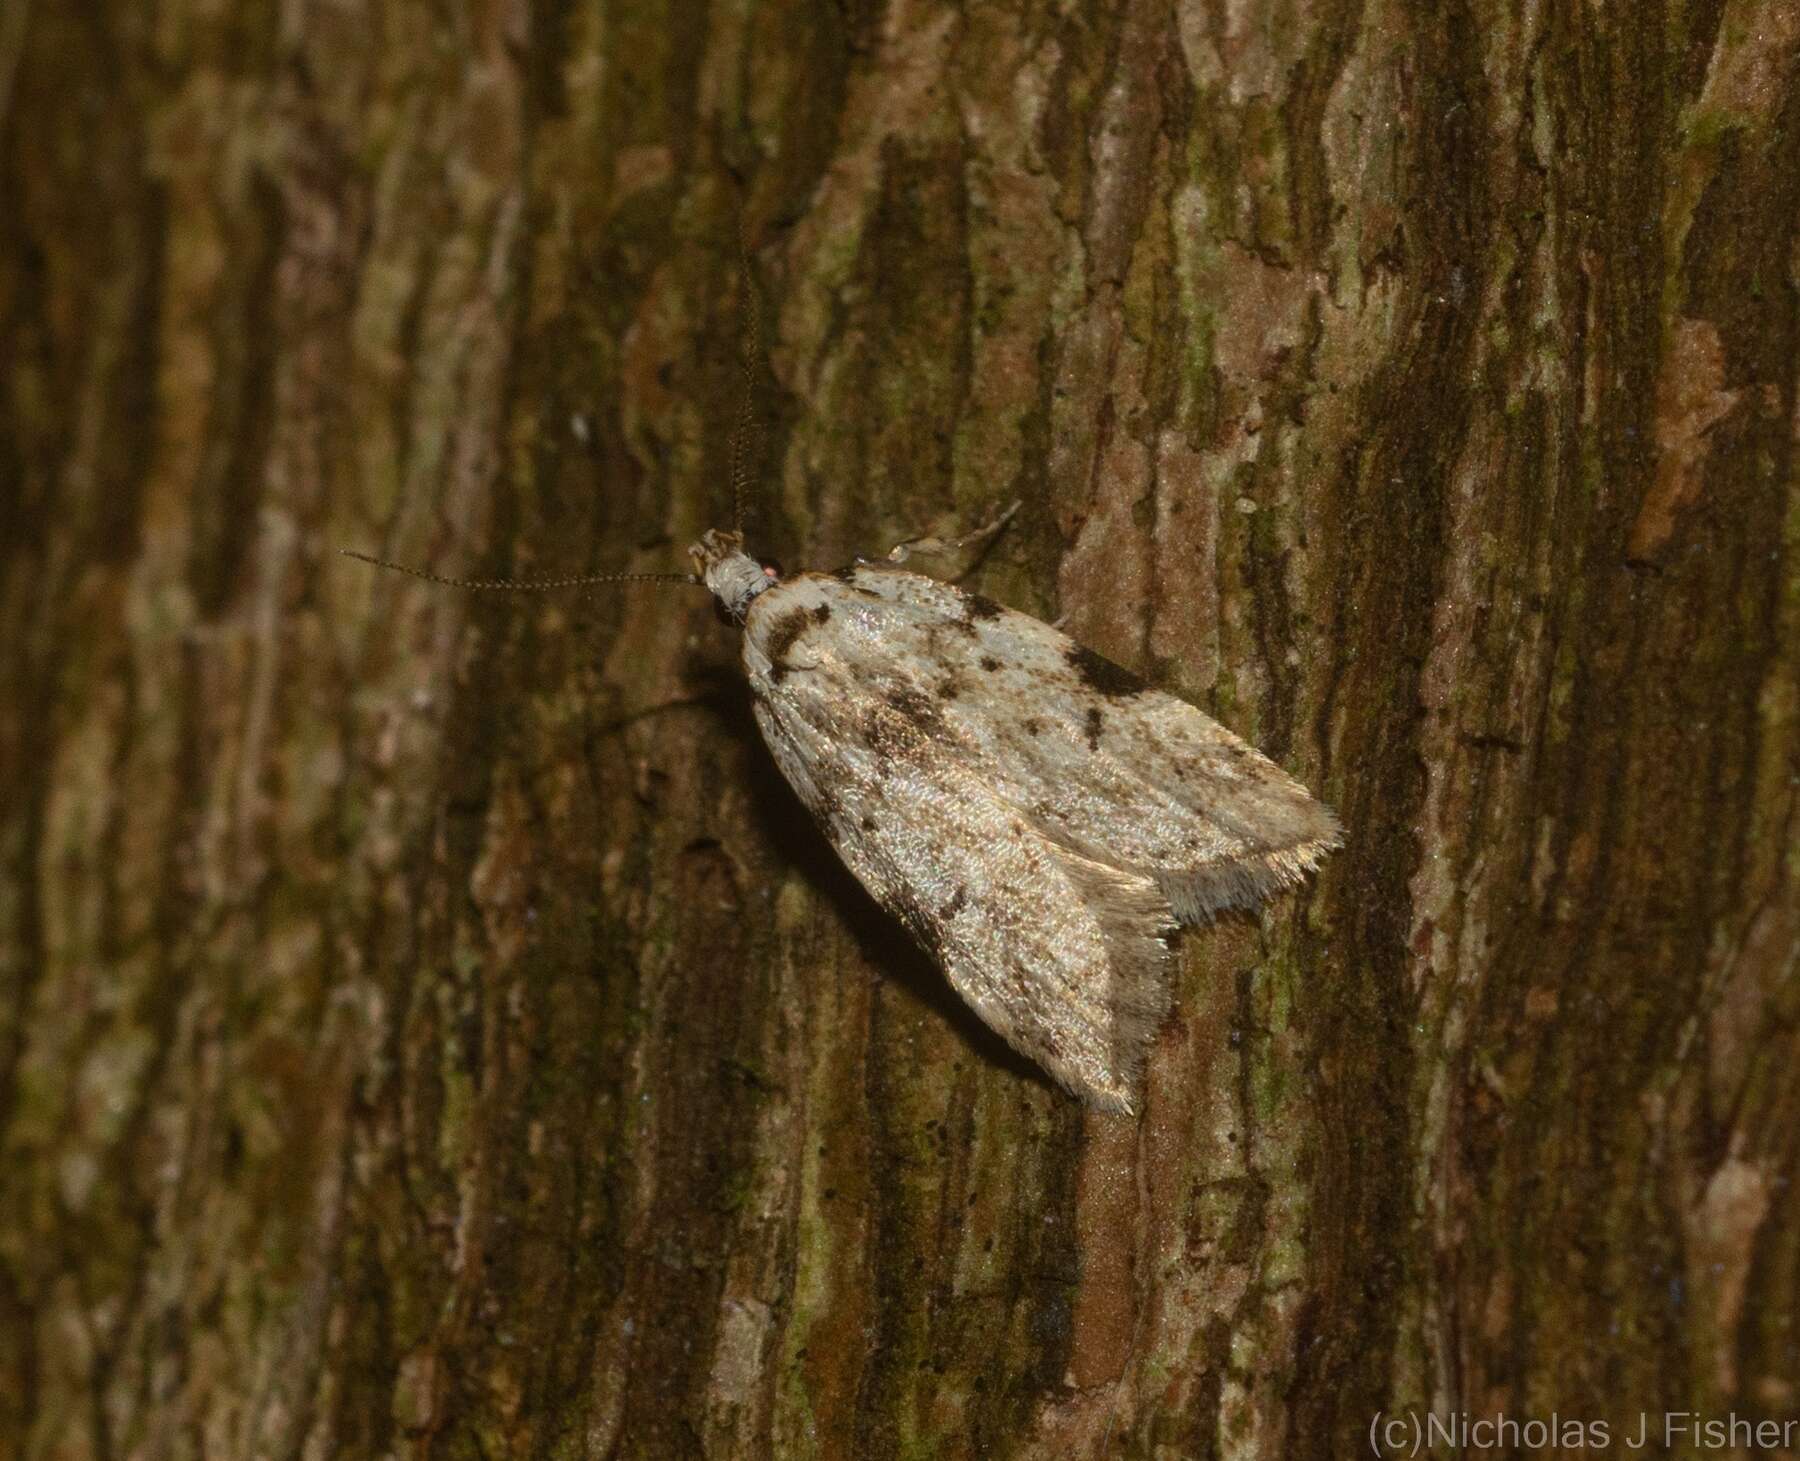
[727,214,763,536]
[338,548,698,591]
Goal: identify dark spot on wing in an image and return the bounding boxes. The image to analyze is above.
[764,606,813,683]
[811,602,832,623]
[1023,718,1042,736]
[979,655,1001,672]
[942,887,967,919]
[1085,706,1104,750]
[1066,644,1147,697]
[859,686,943,771]
[884,685,944,732]
[825,565,881,596]
[938,676,961,701]
[861,815,878,832]
[950,586,1008,633]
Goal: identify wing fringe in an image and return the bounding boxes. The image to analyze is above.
[1155,819,1343,924]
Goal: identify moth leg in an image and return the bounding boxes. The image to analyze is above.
[883,499,1021,567]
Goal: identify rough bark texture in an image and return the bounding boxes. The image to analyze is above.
[3,0,1797,1457]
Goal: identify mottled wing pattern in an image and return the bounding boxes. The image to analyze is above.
[744,611,1173,1110]
[735,562,1336,1109]
[769,562,1342,923]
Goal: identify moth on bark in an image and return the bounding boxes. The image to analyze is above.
[348,513,1340,1111]
[684,522,1341,1112]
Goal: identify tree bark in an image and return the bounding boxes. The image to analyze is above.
[3,0,1797,1457]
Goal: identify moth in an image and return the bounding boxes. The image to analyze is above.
[684,510,1341,1112]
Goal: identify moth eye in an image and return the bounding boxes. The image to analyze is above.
[759,559,783,580]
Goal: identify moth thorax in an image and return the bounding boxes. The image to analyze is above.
[689,527,776,621]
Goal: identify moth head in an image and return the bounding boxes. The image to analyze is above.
[689,527,779,623]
